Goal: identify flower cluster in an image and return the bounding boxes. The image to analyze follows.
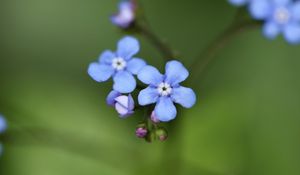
[0,115,7,156]
[88,36,196,141]
[89,0,200,141]
[229,0,300,44]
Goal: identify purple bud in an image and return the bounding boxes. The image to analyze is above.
[135,127,147,138]
[150,111,160,123]
[114,94,135,118]
[111,1,136,28]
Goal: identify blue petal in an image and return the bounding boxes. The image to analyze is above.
[283,23,300,44]
[128,94,135,110]
[138,87,159,106]
[0,115,7,133]
[228,0,248,6]
[106,90,121,106]
[273,0,289,5]
[137,65,163,86]
[165,60,189,86]
[117,36,140,60]
[119,1,132,10]
[249,0,272,20]
[171,86,196,108]
[263,21,281,39]
[98,50,115,64]
[154,97,177,122]
[113,71,136,93]
[127,58,146,75]
[88,63,114,82]
[292,2,300,21]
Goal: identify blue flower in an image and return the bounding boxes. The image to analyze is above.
[111,1,136,28]
[106,90,135,118]
[137,60,196,122]
[0,115,7,134]
[249,0,300,44]
[88,36,146,93]
[0,115,7,157]
[228,0,249,6]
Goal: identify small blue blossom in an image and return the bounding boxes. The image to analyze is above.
[228,0,249,6]
[88,36,146,93]
[0,115,7,157]
[111,0,136,28]
[249,0,300,44]
[106,90,135,118]
[137,60,196,122]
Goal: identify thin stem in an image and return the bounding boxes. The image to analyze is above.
[135,22,176,60]
[188,20,261,85]
[134,1,176,60]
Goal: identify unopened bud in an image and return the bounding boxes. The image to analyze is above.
[135,127,147,138]
[150,111,160,123]
[155,128,168,141]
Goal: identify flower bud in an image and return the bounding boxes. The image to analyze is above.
[135,127,147,138]
[150,111,160,123]
[155,128,168,141]
[111,1,136,29]
[106,91,135,118]
[115,94,135,118]
[106,90,121,106]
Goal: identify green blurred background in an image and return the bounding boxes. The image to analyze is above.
[1,0,300,174]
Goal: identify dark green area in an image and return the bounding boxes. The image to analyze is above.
[0,0,300,175]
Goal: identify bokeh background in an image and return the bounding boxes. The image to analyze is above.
[1,0,300,175]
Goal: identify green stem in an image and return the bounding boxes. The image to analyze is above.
[134,1,176,61]
[136,22,176,61]
[188,19,261,86]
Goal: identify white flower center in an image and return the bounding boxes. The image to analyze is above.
[112,57,127,71]
[157,82,172,96]
[274,7,290,24]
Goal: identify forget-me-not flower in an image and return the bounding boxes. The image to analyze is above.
[249,0,300,44]
[137,60,196,122]
[88,36,146,93]
[111,0,136,28]
[0,115,7,156]
[106,90,135,117]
